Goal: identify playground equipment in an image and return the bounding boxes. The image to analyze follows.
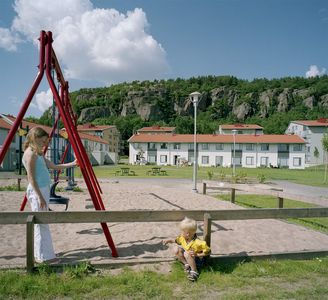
[0,31,118,257]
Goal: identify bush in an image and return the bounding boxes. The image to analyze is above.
[257,172,266,183]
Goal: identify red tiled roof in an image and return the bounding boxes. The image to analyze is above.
[291,119,328,126]
[77,125,116,131]
[220,124,263,129]
[129,134,306,144]
[137,127,175,132]
[0,115,108,144]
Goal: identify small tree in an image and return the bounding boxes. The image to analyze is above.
[314,147,320,173]
[321,131,328,183]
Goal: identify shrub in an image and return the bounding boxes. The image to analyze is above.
[257,172,266,183]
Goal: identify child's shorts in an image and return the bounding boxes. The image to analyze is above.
[180,247,205,265]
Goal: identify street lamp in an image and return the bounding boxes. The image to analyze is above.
[190,91,202,193]
[232,129,237,177]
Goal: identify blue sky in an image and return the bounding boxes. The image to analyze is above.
[0,0,327,118]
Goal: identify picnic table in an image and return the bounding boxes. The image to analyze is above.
[147,167,162,175]
[120,167,130,176]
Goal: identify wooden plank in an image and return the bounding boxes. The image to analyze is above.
[203,182,206,195]
[1,208,328,224]
[26,215,34,274]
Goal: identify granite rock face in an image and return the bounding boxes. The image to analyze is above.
[74,85,327,123]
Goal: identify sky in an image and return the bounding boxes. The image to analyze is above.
[0,0,327,119]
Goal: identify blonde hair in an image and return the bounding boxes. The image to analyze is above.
[179,217,197,233]
[23,127,49,155]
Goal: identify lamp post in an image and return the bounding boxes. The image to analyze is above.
[190,91,202,193]
[232,129,237,177]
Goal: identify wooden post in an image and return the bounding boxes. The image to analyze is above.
[203,182,206,195]
[26,215,34,274]
[203,213,212,264]
[230,188,235,203]
[278,197,284,208]
[17,178,21,191]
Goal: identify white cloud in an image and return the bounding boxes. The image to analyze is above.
[1,0,171,85]
[306,65,326,78]
[0,28,23,51]
[35,89,53,112]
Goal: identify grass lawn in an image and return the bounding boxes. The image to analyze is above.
[1,258,328,300]
[74,165,328,186]
[212,194,328,234]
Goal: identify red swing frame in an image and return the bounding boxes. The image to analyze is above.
[0,31,118,257]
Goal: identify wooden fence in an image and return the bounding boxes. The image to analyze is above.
[1,207,328,273]
[202,180,328,208]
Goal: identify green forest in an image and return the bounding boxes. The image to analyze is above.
[29,75,328,154]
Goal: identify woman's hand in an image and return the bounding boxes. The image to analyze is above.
[38,196,47,210]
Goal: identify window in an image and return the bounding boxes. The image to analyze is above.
[232,143,242,150]
[202,156,209,164]
[238,130,243,134]
[232,157,242,165]
[148,155,157,163]
[148,142,156,149]
[188,156,194,163]
[278,144,289,151]
[100,144,103,151]
[261,144,269,151]
[246,157,254,165]
[307,147,311,152]
[216,143,223,150]
[246,143,254,151]
[188,143,194,150]
[134,143,140,149]
[306,155,311,162]
[202,143,210,150]
[84,140,88,148]
[278,157,289,166]
[293,157,301,166]
[293,144,302,151]
[160,155,167,163]
[173,143,181,149]
[108,134,112,139]
[261,157,269,167]
[216,156,223,166]
[160,143,167,149]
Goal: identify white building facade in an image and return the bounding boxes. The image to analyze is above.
[285,118,328,167]
[128,133,307,169]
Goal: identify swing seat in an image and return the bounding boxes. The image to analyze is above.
[49,181,69,211]
[64,186,75,191]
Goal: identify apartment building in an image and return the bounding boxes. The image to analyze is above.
[128,132,306,169]
[285,118,328,167]
[217,123,264,135]
[76,124,124,155]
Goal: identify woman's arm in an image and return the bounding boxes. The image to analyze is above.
[24,152,47,210]
[45,157,79,170]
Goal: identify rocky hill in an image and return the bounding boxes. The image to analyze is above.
[75,85,328,123]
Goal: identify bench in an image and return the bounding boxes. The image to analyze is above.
[159,170,167,175]
[115,170,121,176]
[218,177,252,184]
[146,170,152,175]
[129,170,136,176]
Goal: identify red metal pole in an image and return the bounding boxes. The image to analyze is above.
[0,31,46,166]
[45,31,118,257]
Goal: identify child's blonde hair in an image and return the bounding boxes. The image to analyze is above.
[23,127,49,155]
[179,217,197,233]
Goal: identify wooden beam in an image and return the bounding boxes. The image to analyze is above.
[1,208,328,224]
[230,188,235,203]
[26,215,34,274]
[203,182,206,195]
[278,197,284,208]
[203,213,212,264]
[202,180,328,207]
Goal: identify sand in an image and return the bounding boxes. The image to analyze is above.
[1,178,328,273]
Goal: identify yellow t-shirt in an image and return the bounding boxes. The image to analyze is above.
[175,234,211,255]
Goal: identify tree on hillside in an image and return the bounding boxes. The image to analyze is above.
[321,130,328,183]
[314,147,320,173]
